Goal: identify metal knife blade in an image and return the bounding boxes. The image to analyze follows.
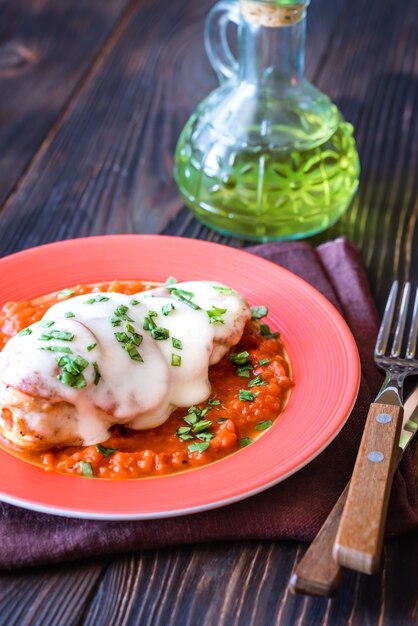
[400,384,418,450]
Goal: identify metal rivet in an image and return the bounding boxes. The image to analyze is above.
[376,413,392,424]
[368,451,384,462]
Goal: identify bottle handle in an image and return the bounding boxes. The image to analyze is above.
[205,0,240,83]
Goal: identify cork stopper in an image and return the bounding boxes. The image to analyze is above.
[240,0,306,26]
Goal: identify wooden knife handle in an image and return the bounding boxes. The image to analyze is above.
[333,402,403,574]
[289,484,348,596]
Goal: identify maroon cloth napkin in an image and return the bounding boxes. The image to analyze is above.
[0,238,417,570]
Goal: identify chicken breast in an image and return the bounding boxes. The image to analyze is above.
[0,281,251,451]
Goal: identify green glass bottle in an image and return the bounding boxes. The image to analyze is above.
[174,0,360,241]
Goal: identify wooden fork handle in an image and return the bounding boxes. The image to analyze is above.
[289,484,348,596]
[333,402,403,574]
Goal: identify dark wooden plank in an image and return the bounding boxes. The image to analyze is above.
[78,536,418,626]
[0,557,108,626]
[0,0,134,208]
[0,0,344,257]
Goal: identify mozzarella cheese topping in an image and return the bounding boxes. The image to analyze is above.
[0,281,251,445]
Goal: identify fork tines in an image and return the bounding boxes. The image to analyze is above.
[375,281,418,359]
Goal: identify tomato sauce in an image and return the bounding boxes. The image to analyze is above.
[0,281,293,479]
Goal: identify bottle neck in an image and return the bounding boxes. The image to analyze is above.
[239,13,306,87]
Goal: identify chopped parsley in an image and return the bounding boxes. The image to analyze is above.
[58,288,74,299]
[239,389,258,402]
[258,358,270,366]
[207,305,227,324]
[40,329,74,342]
[64,312,75,318]
[56,354,88,389]
[38,346,73,354]
[151,327,170,341]
[112,304,133,322]
[188,442,210,453]
[255,420,273,431]
[192,419,212,433]
[130,299,140,306]
[162,303,175,316]
[87,343,97,352]
[84,295,110,304]
[114,332,130,343]
[250,306,268,320]
[248,375,268,388]
[212,286,234,295]
[80,461,94,477]
[229,351,250,365]
[237,365,252,377]
[18,328,32,337]
[167,287,201,310]
[239,438,253,447]
[207,399,221,406]
[96,444,118,457]
[165,276,177,286]
[93,361,101,385]
[260,323,279,339]
[176,426,193,442]
[171,354,182,367]
[172,337,182,350]
[39,320,55,328]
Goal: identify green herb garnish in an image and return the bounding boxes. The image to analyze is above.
[239,438,253,447]
[58,288,74,299]
[196,432,215,442]
[229,351,250,365]
[93,361,101,385]
[255,420,273,431]
[172,337,182,350]
[237,365,252,377]
[113,304,134,322]
[212,286,234,295]
[239,389,258,402]
[168,287,201,310]
[207,399,221,406]
[248,375,268,388]
[56,354,88,389]
[130,299,140,306]
[188,442,210,453]
[162,303,175,316]
[184,412,199,425]
[251,306,268,320]
[64,312,75,318]
[84,295,110,304]
[39,320,55,328]
[114,332,130,343]
[40,330,74,342]
[207,305,227,324]
[171,354,182,367]
[38,346,73,354]
[80,461,94,477]
[18,328,32,337]
[260,324,279,339]
[151,327,170,341]
[96,444,118,457]
[87,343,97,352]
[192,420,212,433]
[165,276,177,286]
[258,358,270,366]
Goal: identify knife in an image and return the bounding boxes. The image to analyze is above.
[290,384,418,596]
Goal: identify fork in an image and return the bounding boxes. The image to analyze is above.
[333,281,418,575]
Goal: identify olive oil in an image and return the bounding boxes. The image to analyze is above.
[174,0,360,241]
[175,116,359,241]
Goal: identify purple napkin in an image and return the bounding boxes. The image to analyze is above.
[0,238,417,570]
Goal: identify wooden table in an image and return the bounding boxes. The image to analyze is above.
[0,0,417,623]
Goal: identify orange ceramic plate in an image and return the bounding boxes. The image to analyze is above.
[0,235,360,519]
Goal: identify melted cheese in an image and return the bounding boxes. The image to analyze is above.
[0,281,251,446]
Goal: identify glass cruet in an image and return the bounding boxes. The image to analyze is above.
[174,0,360,241]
